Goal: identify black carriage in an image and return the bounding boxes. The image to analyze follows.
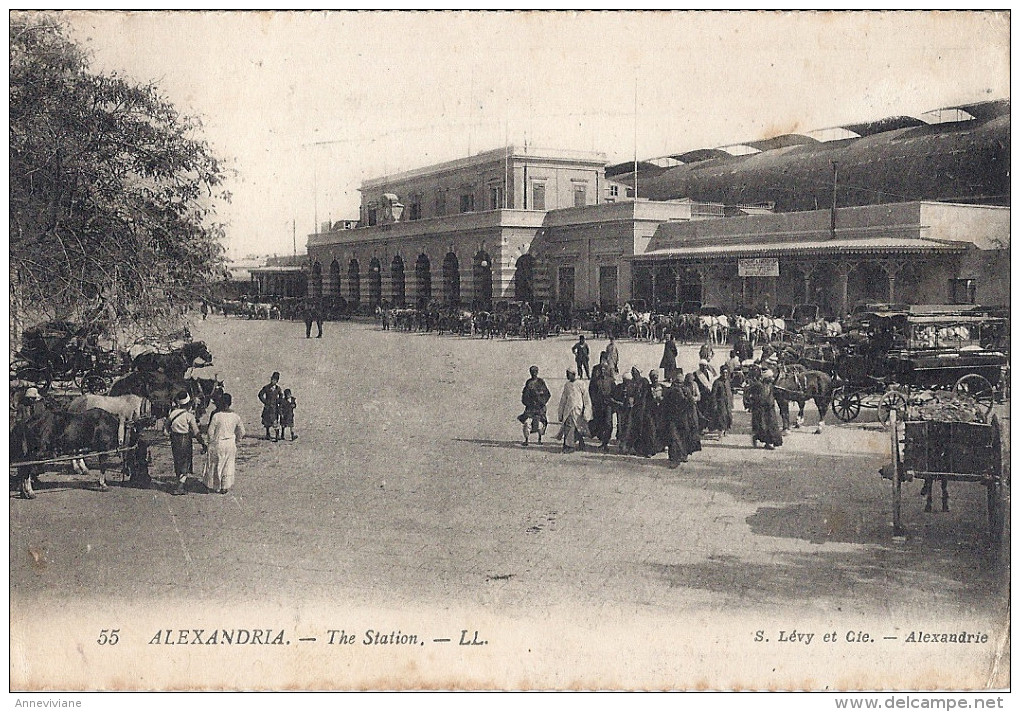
[831,308,1008,425]
[10,322,125,395]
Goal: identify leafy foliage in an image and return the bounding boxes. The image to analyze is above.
[10,14,230,340]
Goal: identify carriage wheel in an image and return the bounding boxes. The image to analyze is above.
[832,387,862,422]
[79,372,111,395]
[15,365,52,392]
[878,390,907,427]
[987,416,1005,543]
[954,374,995,418]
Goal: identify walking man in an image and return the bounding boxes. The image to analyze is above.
[518,365,551,446]
[165,391,206,495]
[605,334,620,379]
[258,372,284,441]
[571,335,591,379]
[557,367,591,452]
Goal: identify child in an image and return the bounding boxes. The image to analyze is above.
[280,388,298,441]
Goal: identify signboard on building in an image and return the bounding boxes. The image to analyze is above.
[738,257,780,277]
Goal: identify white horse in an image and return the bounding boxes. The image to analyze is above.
[700,315,730,346]
[68,394,151,446]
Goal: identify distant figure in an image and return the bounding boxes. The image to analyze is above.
[745,368,784,450]
[609,371,632,448]
[605,335,620,379]
[165,391,206,496]
[204,393,246,495]
[663,379,698,467]
[16,387,47,422]
[712,364,734,437]
[659,334,679,382]
[698,342,716,374]
[557,367,591,452]
[280,388,298,441]
[304,299,323,338]
[200,299,209,320]
[518,365,551,446]
[571,335,591,379]
[589,353,616,450]
[258,372,284,441]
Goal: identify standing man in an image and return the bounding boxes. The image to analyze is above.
[659,334,679,382]
[557,367,591,452]
[303,299,315,339]
[609,371,632,449]
[605,334,620,380]
[258,372,284,441]
[165,391,206,496]
[313,298,324,338]
[518,365,551,446]
[589,352,616,450]
[571,335,591,380]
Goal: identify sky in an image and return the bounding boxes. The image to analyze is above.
[48,10,1011,258]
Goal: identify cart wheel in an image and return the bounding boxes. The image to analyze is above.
[878,390,907,427]
[79,373,111,395]
[832,387,862,422]
[15,366,52,392]
[955,374,994,418]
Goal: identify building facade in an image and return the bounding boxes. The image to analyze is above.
[304,138,1008,315]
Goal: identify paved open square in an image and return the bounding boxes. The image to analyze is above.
[12,318,1009,623]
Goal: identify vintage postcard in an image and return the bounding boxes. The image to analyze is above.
[8,10,1010,692]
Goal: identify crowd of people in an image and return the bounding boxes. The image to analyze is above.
[518,334,787,468]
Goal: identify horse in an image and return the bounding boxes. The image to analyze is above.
[772,366,834,434]
[10,409,123,499]
[133,341,213,381]
[68,393,150,446]
[109,372,178,418]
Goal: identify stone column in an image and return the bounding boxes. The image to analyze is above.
[835,261,856,317]
[880,260,905,304]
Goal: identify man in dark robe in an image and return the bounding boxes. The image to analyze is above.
[626,367,661,458]
[659,335,679,382]
[588,353,616,450]
[744,369,784,449]
[712,364,734,437]
[663,380,699,467]
[609,371,632,448]
[680,373,703,457]
[518,365,551,446]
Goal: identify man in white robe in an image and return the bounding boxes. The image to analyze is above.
[557,367,591,452]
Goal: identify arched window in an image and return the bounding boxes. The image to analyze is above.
[348,259,360,304]
[473,251,493,310]
[368,257,382,307]
[329,259,341,297]
[442,252,460,306]
[514,254,535,305]
[390,256,406,307]
[415,254,431,309]
[311,261,323,298]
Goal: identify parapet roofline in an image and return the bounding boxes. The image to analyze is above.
[360,146,608,191]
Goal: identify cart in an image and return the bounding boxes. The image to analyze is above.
[887,409,1005,542]
[831,308,1008,426]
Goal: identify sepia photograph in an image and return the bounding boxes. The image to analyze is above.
[8,10,1011,694]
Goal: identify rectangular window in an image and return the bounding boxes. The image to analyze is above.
[532,183,546,211]
[490,186,503,210]
[557,266,575,306]
[408,195,422,221]
[367,207,378,226]
[573,183,587,207]
[626,187,635,198]
[609,184,619,197]
[436,192,446,216]
[949,278,977,304]
[460,193,475,213]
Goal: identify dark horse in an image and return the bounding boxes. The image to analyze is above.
[133,341,213,381]
[772,366,834,434]
[10,409,122,499]
[109,371,222,420]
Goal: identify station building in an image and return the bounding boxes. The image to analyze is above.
[303,103,1010,314]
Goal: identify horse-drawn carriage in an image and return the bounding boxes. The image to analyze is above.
[10,321,129,396]
[831,308,1009,425]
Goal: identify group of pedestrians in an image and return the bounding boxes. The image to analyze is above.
[517,333,787,466]
[166,388,245,496]
[258,371,298,442]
